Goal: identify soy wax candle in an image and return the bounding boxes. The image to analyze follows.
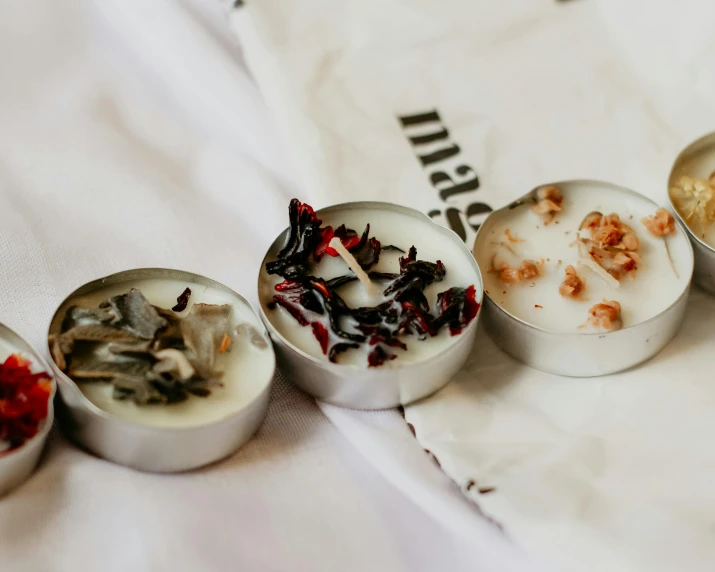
[47,268,275,472]
[668,131,715,295]
[258,200,483,409]
[473,180,693,377]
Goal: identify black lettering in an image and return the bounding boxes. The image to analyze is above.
[430,165,480,201]
[418,143,460,166]
[465,202,493,233]
[398,110,441,127]
[445,207,467,242]
[398,108,491,227]
[409,128,450,146]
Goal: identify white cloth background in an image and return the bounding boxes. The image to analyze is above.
[229,0,715,571]
[0,1,531,571]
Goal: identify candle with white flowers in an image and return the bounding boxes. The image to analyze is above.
[472,180,693,377]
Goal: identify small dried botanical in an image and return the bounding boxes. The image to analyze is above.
[586,299,622,331]
[641,207,675,237]
[669,175,715,239]
[492,259,540,283]
[559,265,584,297]
[0,354,52,453]
[50,289,234,405]
[531,185,563,224]
[577,211,641,282]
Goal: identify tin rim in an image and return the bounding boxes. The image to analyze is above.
[667,130,715,255]
[473,179,694,338]
[257,200,484,372]
[47,267,276,434]
[0,321,56,464]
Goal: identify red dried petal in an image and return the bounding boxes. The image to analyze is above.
[171,287,192,312]
[0,353,52,453]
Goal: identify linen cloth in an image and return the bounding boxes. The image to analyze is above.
[228,0,715,571]
[0,1,528,571]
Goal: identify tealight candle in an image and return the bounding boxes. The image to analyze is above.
[258,200,483,409]
[47,269,275,472]
[668,131,715,295]
[473,180,693,377]
[0,323,55,497]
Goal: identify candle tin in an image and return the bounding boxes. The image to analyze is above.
[668,131,715,295]
[46,268,275,473]
[258,201,484,410]
[0,323,56,497]
[473,180,694,377]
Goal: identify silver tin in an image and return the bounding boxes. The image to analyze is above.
[46,268,275,473]
[473,180,694,377]
[258,201,483,410]
[0,323,56,497]
[667,131,715,295]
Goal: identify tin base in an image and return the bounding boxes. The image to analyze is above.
[0,409,54,497]
[482,290,690,377]
[55,383,269,473]
[271,323,478,410]
[47,268,276,473]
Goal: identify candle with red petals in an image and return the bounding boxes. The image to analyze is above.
[263,200,481,368]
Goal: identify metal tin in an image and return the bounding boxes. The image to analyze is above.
[47,268,275,473]
[473,180,694,377]
[667,131,715,295]
[0,323,56,497]
[258,201,484,410]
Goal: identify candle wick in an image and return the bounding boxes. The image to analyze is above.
[329,237,379,297]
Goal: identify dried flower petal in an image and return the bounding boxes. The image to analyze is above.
[621,232,640,250]
[0,354,52,453]
[559,265,584,297]
[586,299,622,331]
[171,287,191,312]
[577,210,641,282]
[493,259,540,283]
[580,211,603,231]
[219,333,232,353]
[641,208,675,237]
[532,185,563,224]
[670,176,715,238]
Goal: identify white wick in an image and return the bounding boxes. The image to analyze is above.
[329,237,379,297]
[577,258,620,289]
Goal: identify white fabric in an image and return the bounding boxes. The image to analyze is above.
[0,1,514,570]
[229,1,715,571]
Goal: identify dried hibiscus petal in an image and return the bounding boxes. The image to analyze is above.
[0,353,52,453]
[171,287,191,312]
[367,345,397,367]
[317,224,383,269]
[273,278,365,362]
[267,199,323,278]
[434,285,480,335]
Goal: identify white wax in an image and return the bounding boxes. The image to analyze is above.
[64,278,273,428]
[265,206,480,367]
[474,183,692,333]
[669,143,715,247]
